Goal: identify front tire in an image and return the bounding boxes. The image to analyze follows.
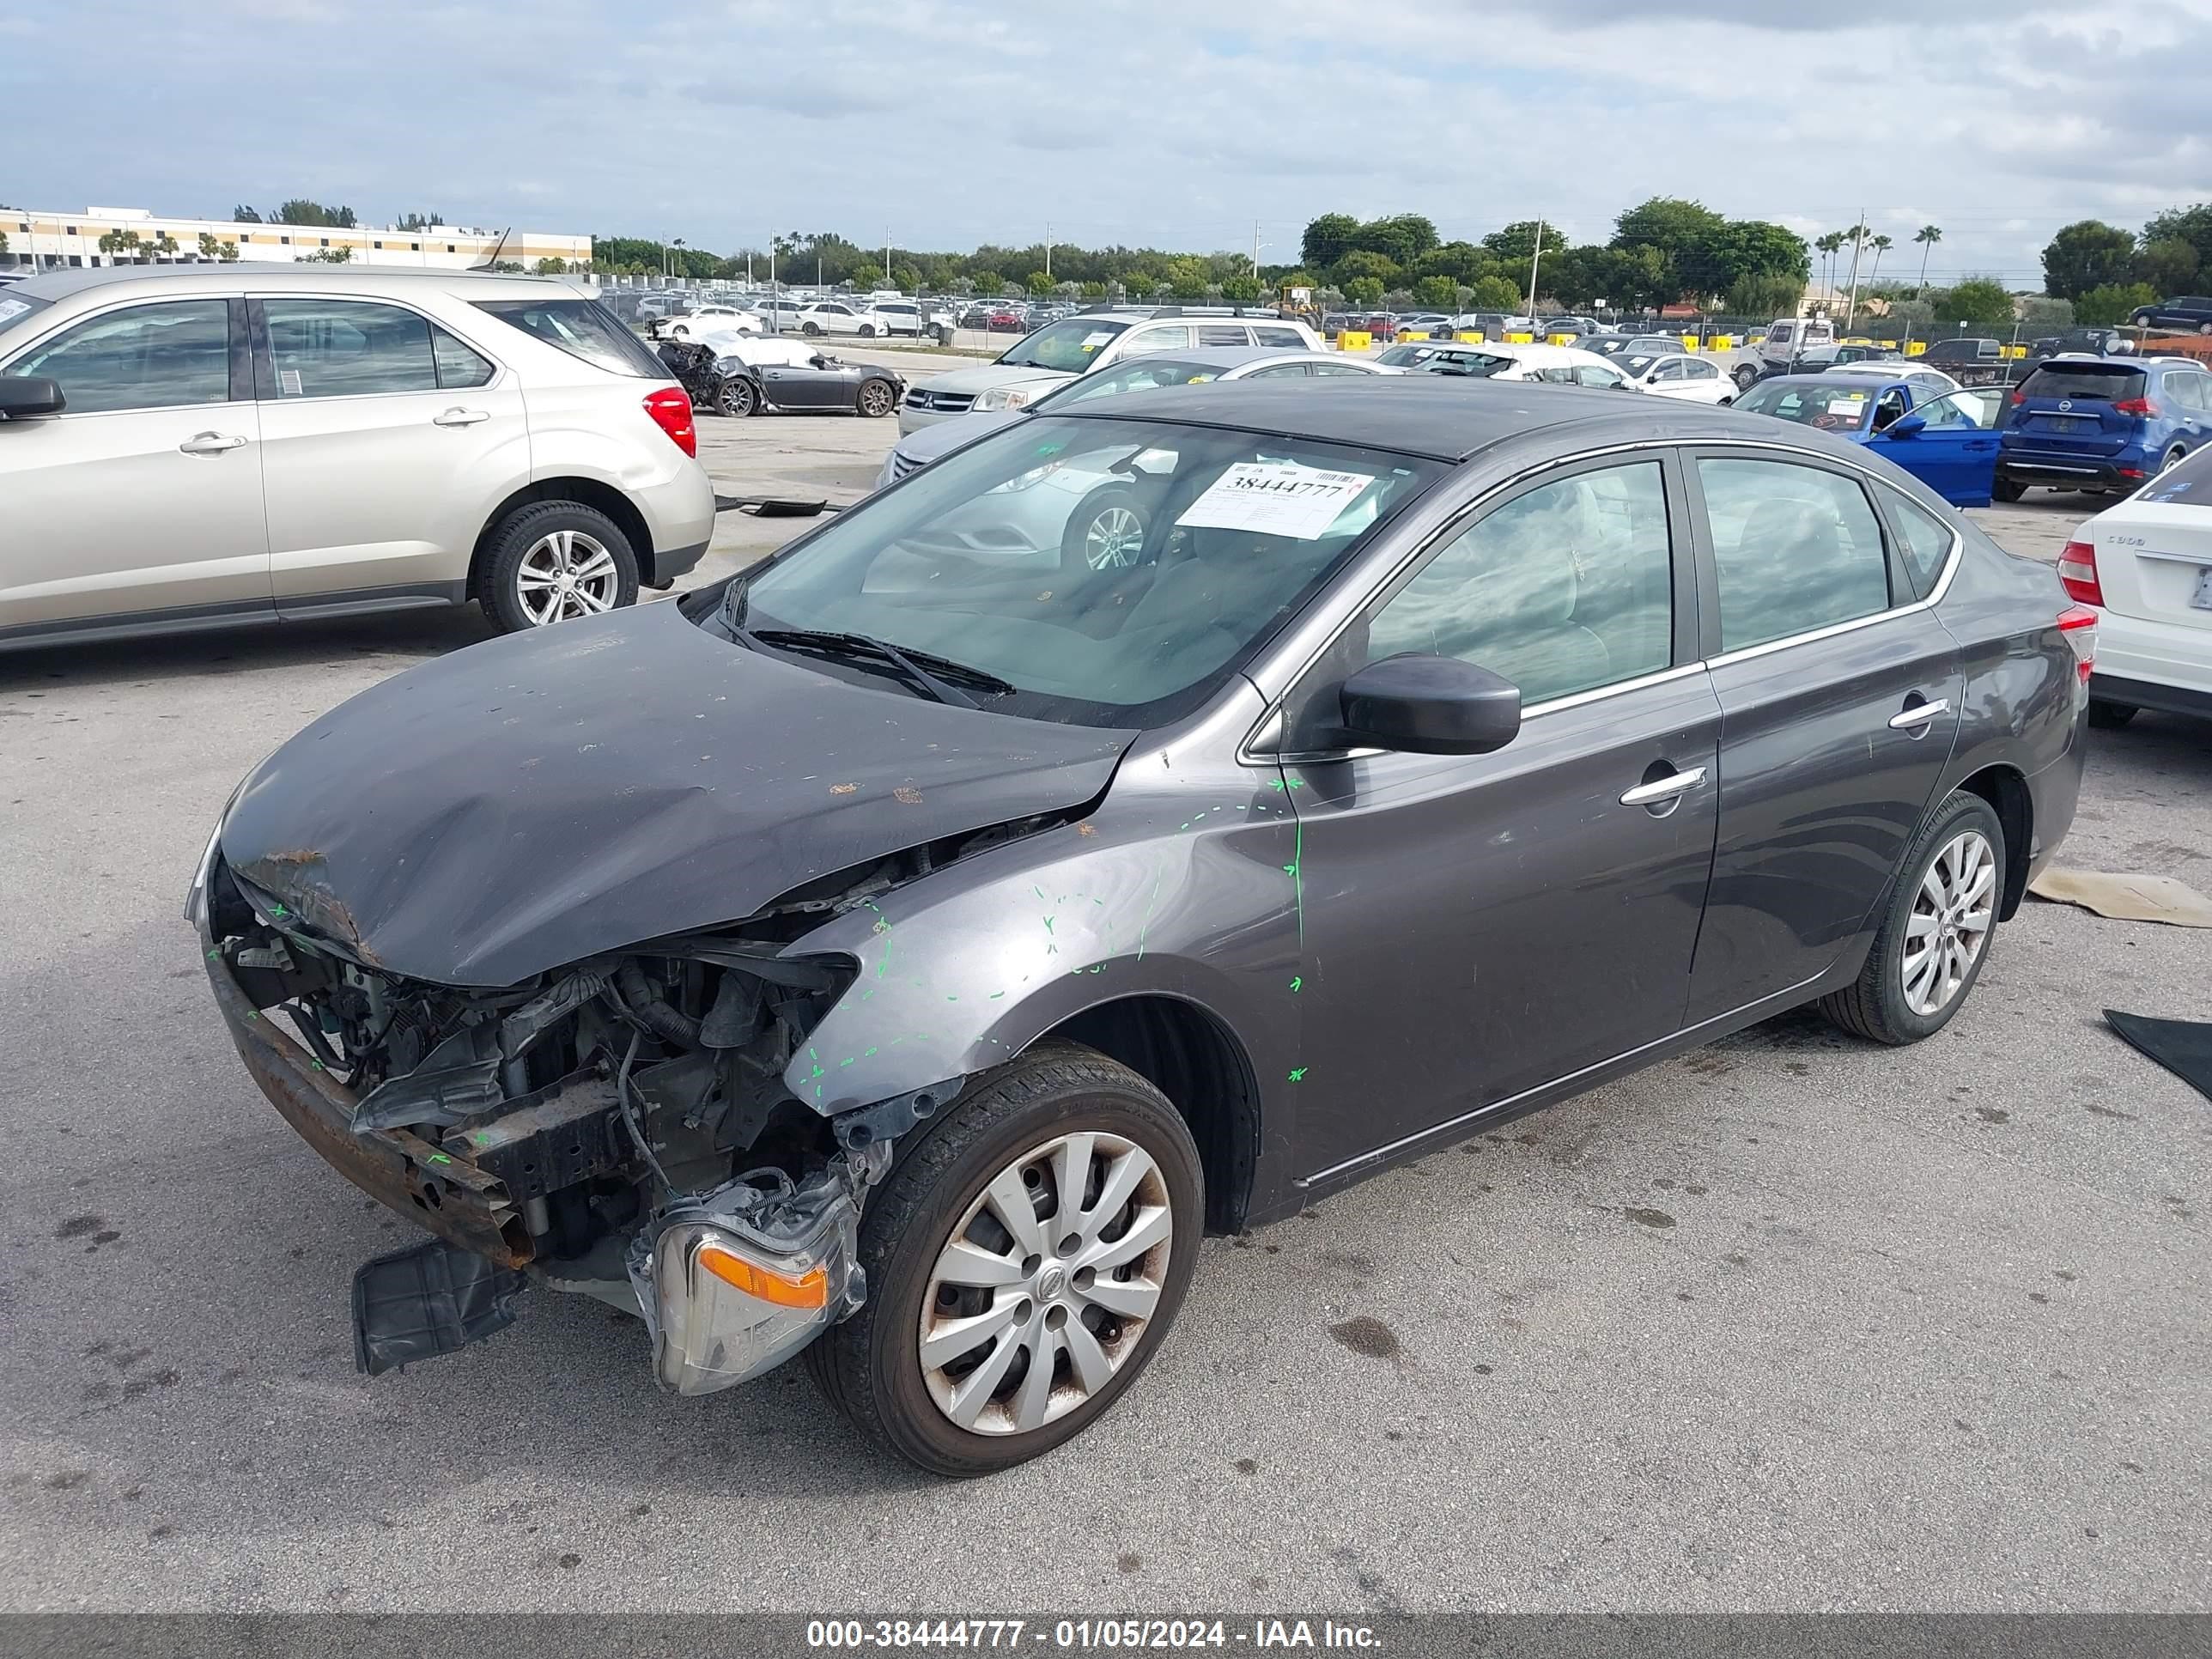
[1734,363,1759,392]
[478,501,640,634]
[1819,792,2004,1046]
[859,324,877,337]
[802,321,823,337]
[1992,475,2026,502]
[1060,485,1152,570]
[856,378,897,418]
[805,1044,1202,1477]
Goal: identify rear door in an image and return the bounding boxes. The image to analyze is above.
[252,295,529,611]
[0,295,270,638]
[1683,450,1962,1024]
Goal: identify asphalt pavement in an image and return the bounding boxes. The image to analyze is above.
[1,416,2205,1613]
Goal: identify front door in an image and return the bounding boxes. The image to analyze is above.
[1682,451,1962,1024]
[1863,390,2002,506]
[757,360,850,410]
[252,295,529,611]
[1282,455,1720,1179]
[0,296,270,640]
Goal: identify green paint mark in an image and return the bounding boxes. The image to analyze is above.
[309,1059,325,1072]
[946,994,959,1002]
[863,1046,878,1057]
[270,902,288,918]
[989,990,1006,1000]
[809,1063,825,1079]
[1289,820,1306,944]
[1042,915,1055,934]
[1033,884,1048,900]
[1288,1067,1308,1083]
[839,1056,855,1066]
[428,1152,453,1165]
[206,947,221,959]
[1290,976,1303,993]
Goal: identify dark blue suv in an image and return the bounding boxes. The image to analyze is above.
[1996,356,2212,499]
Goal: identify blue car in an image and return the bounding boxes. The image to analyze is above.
[1732,374,2004,507]
[1996,356,2212,499]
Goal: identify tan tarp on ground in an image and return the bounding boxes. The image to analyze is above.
[2028,867,2212,928]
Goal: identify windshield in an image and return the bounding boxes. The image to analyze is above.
[1738,380,1882,431]
[713,415,1443,727]
[1033,357,1237,410]
[997,318,1130,372]
[1375,343,1511,376]
[474,299,666,377]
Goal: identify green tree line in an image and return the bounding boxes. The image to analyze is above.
[2040,204,2212,325]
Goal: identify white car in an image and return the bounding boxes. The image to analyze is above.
[0,264,715,647]
[795,301,893,338]
[659,303,762,341]
[1373,339,1637,390]
[1613,349,1735,404]
[898,310,1324,433]
[870,300,945,337]
[2062,448,2212,729]
[1824,361,1962,398]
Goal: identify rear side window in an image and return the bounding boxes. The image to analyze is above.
[475,298,667,377]
[1698,458,1892,652]
[432,328,495,389]
[6,299,231,414]
[2017,364,2147,403]
[1253,325,1306,348]
[1194,325,1249,346]
[1881,488,1957,599]
[264,299,438,398]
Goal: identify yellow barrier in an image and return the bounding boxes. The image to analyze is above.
[1506,331,1534,344]
[1708,335,1735,350]
[1399,330,1430,341]
[1904,341,1927,356]
[1680,334,1699,350]
[1338,330,1372,351]
[1547,332,1578,346]
[2001,343,2027,359]
[1840,336,1875,347]
[1454,331,1486,343]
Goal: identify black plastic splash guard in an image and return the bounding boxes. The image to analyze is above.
[352,1238,528,1376]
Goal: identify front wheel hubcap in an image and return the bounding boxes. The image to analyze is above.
[1902,830,1996,1016]
[918,1131,1173,1436]
[516,529,619,625]
[1084,506,1145,569]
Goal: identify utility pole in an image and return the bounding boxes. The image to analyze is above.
[1844,212,1868,331]
[884,228,891,285]
[1526,217,1547,320]
[1044,221,1052,282]
[1252,220,1261,279]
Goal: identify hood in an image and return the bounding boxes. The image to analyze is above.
[220,600,1133,988]
[893,409,1026,466]
[913,362,1073,398]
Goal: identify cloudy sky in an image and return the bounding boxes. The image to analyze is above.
[5,0,2209,279]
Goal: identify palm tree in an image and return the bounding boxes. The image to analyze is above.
[1816,232,1847,303]
[1869,233,1894,288]
[1912,224,1942,299]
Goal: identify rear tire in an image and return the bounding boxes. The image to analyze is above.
[478,501,640,635]
[1991,476,2026,502]
[2087,699,2139,728]
[859,324,877,337]
[805,1043,1203,1477]
[1819,792,2004,1047]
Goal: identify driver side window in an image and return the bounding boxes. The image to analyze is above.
[1360,460,1676,706]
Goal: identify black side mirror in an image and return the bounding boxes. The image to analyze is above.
[1338,654,1522,756]
[0,376,65,420]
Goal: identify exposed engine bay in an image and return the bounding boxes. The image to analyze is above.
[196,840,974,1393]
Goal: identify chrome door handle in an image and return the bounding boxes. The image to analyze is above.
[1620,766,1707,807]
[178,432,246,454]
[433,407,490,426]
[1888,699,1950,729]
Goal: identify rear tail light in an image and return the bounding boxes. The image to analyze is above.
[2056,539,2104,606]
[643,385,697,457]
[2008,386,2026,404]
[2057,603,2098,684]
[2112,395,2154,416]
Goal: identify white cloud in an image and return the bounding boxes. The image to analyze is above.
[3,0,2209,281]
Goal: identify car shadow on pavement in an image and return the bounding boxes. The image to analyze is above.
[0,609,497,692]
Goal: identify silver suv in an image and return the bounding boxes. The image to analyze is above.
[0,265,716,651]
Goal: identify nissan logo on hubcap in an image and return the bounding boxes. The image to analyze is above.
[1038,1265,1067,1300]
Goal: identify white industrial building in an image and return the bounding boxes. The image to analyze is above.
[0,206,592,272]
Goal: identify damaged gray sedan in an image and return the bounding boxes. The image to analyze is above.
[193,377,2085,1474]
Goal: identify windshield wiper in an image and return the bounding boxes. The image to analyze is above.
[748,627,1015,708]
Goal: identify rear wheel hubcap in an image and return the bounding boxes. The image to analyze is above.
[516,529,618,625]
[918,1131,1173,1436]
[1902,830,1995,1016]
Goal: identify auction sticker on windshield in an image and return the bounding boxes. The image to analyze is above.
[0,298,29,327]
[1081,331,1113,349]
[1829,395,1867,419]
[1176,461,1376,540]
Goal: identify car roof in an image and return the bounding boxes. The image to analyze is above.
[6,261,578,305]
[1133,346,1344,371]
[1755,374,1907,392]
[1057,375,1806,463]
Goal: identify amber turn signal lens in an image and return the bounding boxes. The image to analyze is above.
[696,1241,830,1309]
